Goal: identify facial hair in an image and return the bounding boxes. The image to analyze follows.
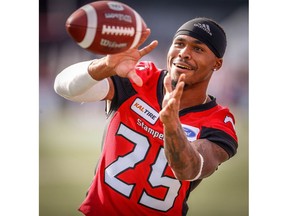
[171,79,177,90]
[171,79,188,90]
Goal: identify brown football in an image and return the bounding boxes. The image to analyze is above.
[65,1,147,55]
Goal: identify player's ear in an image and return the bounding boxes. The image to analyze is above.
[213,58,223,71]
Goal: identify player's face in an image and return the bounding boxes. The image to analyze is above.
[166,35,222,88]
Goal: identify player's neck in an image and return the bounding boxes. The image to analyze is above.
[179,91,209,110]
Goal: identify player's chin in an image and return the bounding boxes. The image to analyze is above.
[170,67,187,80]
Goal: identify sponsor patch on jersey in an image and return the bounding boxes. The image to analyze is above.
[131,98,159,124]
[181,124,200,142]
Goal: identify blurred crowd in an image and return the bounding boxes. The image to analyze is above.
[39,0,248,118]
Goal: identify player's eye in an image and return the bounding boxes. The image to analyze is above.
[193,46,204,53]
[174,41,184,47]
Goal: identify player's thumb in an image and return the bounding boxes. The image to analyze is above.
[128,71,143,87]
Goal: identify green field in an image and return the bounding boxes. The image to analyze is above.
[40,105,248,216]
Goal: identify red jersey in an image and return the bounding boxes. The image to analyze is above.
[79,61,238,216]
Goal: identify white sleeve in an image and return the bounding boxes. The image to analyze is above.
[54,60,109,102]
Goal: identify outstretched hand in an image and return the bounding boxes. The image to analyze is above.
[160,73,185,127]
[105,28,158,86]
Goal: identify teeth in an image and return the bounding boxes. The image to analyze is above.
[174,63,190,70]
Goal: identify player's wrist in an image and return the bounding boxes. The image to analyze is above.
[88,57,116,80]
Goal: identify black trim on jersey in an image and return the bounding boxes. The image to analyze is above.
[157,70,167,109]
[109,71,167,116]
[108,76,137,116]
[200,127,238,158]
[182,179,202,216]
[178,95,237,158]
[179,95,217,116]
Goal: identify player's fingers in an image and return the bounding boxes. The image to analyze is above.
[163,73,173,93]
[174,81,184,101]
[127,70,143,87]
[159,97,175,116]
[173,74,185,100]
[136,28,151,47]
[178,73,186,83]
[139,40,158,57]
[167,98,176,110]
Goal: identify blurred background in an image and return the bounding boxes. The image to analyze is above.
[39,0,248,215]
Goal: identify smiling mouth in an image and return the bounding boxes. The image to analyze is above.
[173,63,192,70]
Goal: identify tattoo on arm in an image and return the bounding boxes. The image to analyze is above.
[164,124,191,170]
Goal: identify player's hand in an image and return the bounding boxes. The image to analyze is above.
[105,29,158,86]
[159,73,185,127]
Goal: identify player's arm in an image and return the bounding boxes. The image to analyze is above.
[159,73,229,181]
[163,126,229,181]
[54,30,157,102]
[53,59,114,102]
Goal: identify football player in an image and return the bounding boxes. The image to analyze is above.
[54,17,238,216]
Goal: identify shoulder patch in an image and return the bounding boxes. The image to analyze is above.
[181,124,200,142]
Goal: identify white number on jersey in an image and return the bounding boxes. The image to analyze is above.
[104,123,181,211]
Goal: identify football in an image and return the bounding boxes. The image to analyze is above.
[65,1,147,55]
